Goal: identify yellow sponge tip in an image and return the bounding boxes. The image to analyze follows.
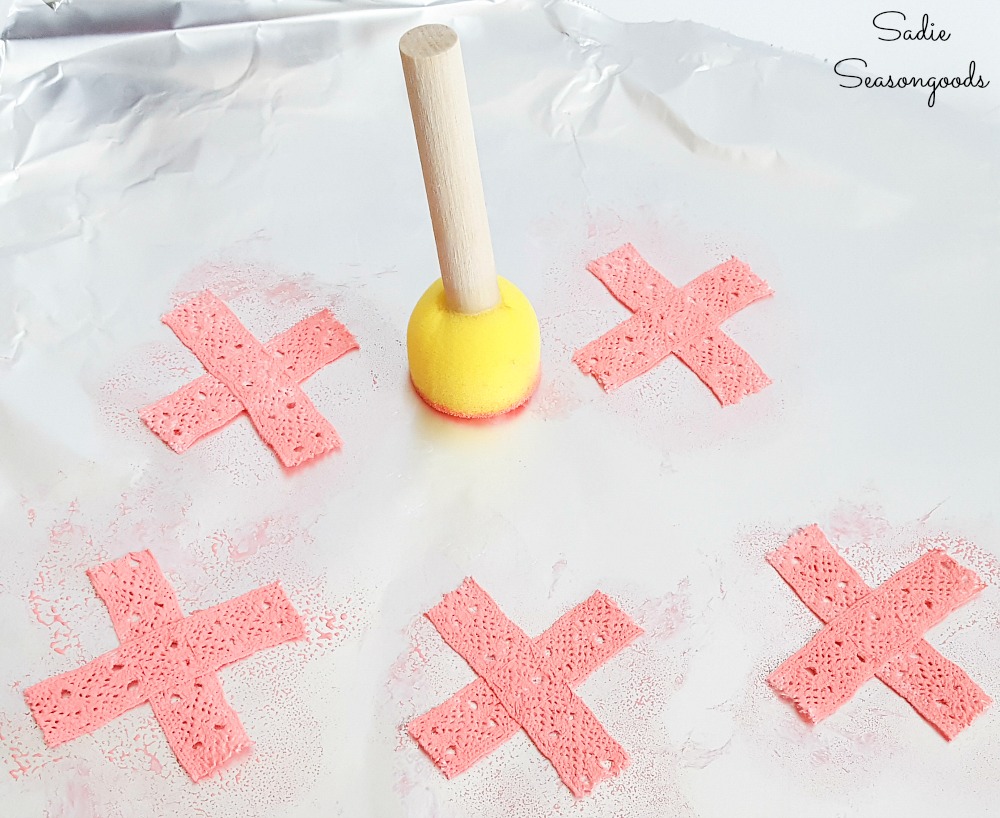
[407,277,541,418]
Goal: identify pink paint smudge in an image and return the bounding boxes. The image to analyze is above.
[635,579,691,640]
[98,715,176,779]
[529,373,583,422]
[229,519,285,562]
[28,589,80,656]
[230,520,272,562]
[548,559,568,597]
[316,611,350,642]
[174,260,332,313]
[136,733,165,776]
[48,774,98,818]
[209,531,236,560]
[827,501,892,544]
[20,495,35,527]
[265,280,322,308]
[282,580,362,665]
[0,713,63,780]
[26,502,102,659]
[928,534,1000,587]
[387,624,437,752]
[678,734,732,769]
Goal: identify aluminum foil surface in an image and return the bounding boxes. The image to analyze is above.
[1,0,999,816]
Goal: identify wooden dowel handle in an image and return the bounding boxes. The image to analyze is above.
[400,24,501,315]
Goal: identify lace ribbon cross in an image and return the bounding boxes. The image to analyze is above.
[574,243,772,405]
[141,291,358,467]
[24,550,305,781]
[768,525,990,738]
[409,579,642,797]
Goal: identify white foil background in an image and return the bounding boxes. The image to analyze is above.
[1,1,999,816]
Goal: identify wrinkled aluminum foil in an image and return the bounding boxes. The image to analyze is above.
[1,1,998,816]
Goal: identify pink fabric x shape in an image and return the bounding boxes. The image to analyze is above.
[24,550,305,780]
[768,525,990,738]
[141,291,358,467]
[574,243,772,404]
[409,578,642,797]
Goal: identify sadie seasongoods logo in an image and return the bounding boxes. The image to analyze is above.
[834,11,990,107]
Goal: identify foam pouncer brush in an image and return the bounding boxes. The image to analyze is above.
[400,24,541,418]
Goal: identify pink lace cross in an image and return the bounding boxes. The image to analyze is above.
[23,550,305,781]
[574,243,772,404]
[768,525,991,739]
[409,579,642,797]
[141,291,358,467]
